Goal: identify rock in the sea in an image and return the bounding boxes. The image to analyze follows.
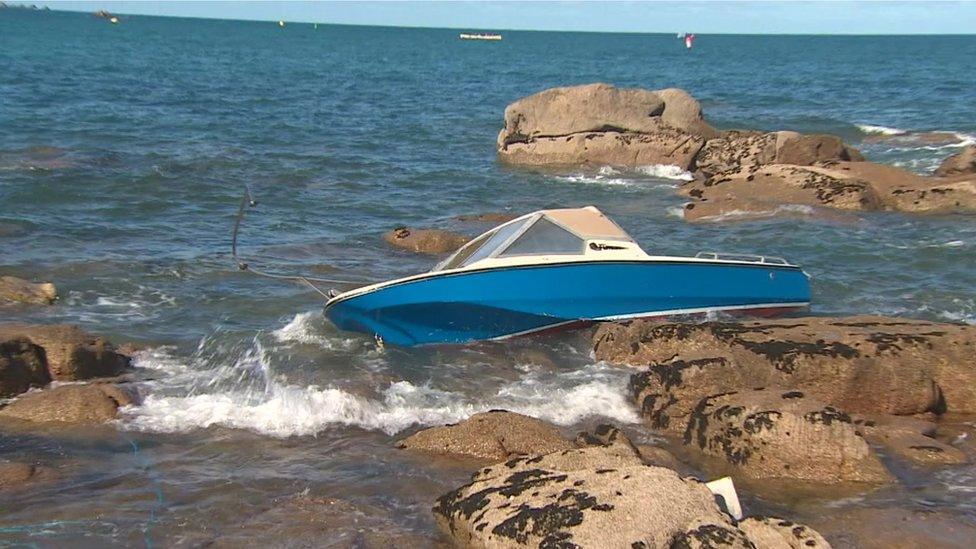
[598,316,976,415]
[396,410,574,461]
[694,131,862,180]
[934,144,976,177]
[575,423,683,470]
[737,516,832,549]
[774,134,864,166]
[454,212,517,223]
[0,383,137,424]
[683,161,976,221]
[856,414,967,466]
[497,83,714,168]
[0,324,130,381]
[383,226,469,255]
[0,337,51,397]
[0,460,55,490]
[434,444,830,548]
[0,276,57,305]
[684,389,892,484]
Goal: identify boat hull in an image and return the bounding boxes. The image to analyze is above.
[324,261,810,346]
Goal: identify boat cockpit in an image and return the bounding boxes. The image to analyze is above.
[433,206,647,272]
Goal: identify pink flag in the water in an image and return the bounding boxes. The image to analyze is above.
[685,34,695,49]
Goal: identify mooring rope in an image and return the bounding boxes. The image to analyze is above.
[231,185,370,299]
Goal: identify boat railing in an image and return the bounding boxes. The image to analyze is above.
[695,252,790,265]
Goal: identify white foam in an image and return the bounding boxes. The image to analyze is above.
[271,311,358,350]
[120,346,638,438]
[698,204,816,222]
[636,164,694,181]
[856,124,907,136]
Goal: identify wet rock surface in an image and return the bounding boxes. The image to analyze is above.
[433,443,830,548]
[0,337,51,397]
[736,516,831,549]
[0,275,57,305]
[497,83,714,168]
[0,324,131,383]
[0,383,138,424]
[0,460,56,490]
[396,410,575,461]
[382,226,470,255]
[934,144,976,177]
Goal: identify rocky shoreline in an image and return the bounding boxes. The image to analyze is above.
[496,83,976,222]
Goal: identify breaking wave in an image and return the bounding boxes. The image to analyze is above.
[120,337,638,438]
[271,311,360,350]
[635,164,694,181]
[856,124,907,136]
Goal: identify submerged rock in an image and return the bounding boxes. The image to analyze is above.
[396,410,574,461]
[0,324,130,382]
[433,444,830,548]
[0,337,51,397]
[683,389,892,484]
[382,226,469,255]
[0,276,57,305]
[808,506,976,549]
[597,316,976,415]
[934,144,976,177]
[497,83,714,168]
[0,383,137,424]
[454,212,517,223]
[0,460,56,490]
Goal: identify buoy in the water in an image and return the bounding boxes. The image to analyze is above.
[109,16,118,24]
[278,20,285,27]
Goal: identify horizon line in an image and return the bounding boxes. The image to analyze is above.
[24,6,976,36]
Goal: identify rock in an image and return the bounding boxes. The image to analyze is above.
[574,423,683,469]
[0,276,57,305]
[0,383,137,424]
[737,516,832,549]
[774,134,864,165]
[597,316,976,415]
[0,324,130,381]
[382,227,469,255]
[0,460,55,490]
[694,132,861,180]
[683,390,892,484]
[0,337,51,397]
[682,161,976,221]
[497,83,713,168]
[454,213,517,223]
[395,410,574,461]
[934,145,976,177]
[434,444,830,548]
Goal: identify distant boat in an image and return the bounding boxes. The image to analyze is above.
[459,33,502,41]
[685,34,696,49]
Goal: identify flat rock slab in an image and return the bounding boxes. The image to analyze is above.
[596,316,976,415]
[0,276,57,305]
[0,383,137,425]
[396,410,574,461]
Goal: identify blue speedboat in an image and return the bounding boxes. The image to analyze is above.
[324,207,810,346]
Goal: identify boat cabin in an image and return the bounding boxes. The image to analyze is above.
[434,206,647,272]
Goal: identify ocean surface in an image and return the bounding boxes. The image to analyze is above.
[1,9,975,546]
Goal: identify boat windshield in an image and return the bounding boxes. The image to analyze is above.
[436,214,589,271]
[436,218,529,271]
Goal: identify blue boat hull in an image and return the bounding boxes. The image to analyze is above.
[324,260,810,346]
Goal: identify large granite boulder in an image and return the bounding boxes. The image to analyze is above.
[0,383,137,424]
[497,83,715,169]
[683,390,892,484]
[396,410,574,461]
[433,444,830,548]
[0,276,57,305]
[737,517,832,549]
[383,226,469,255]
[0,338,51,397]
[0,324,130,382]
[598,316,976,416]
[934,144,976,177]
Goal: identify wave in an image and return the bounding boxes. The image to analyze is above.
[856,124,907,136]
[272,311,360,350]
[119,342,639,438]
[694,204,816,223]
[635,164,694,181]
